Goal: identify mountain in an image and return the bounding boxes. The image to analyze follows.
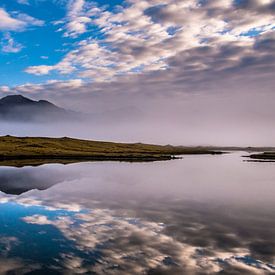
[0,95,77,122]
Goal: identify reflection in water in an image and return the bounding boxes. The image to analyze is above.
[0,153,274,274]
[0,166,78,195]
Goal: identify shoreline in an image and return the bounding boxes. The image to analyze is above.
[1,135,274,167]
[0,135,223,167]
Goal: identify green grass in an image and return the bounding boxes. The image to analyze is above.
[0,135,223,166]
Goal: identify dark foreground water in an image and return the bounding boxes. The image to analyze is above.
[0,153,274,274]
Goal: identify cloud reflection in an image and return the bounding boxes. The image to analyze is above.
[19,201,275,274]
[0,156,274,274]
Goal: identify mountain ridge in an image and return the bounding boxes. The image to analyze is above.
[0,95,76,122]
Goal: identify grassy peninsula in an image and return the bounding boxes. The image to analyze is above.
[0,135,223,166]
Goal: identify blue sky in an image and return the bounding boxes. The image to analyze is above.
[1,0,63,85]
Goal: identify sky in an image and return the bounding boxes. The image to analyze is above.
[0,0,275,145]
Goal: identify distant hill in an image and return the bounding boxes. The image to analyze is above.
[0,95,77,122]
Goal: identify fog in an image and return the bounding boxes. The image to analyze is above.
[1,81,275,146]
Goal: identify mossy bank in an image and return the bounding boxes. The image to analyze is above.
[0,135,223,166]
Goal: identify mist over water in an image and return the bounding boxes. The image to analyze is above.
[1,85,275,146]
[0,105,274,147]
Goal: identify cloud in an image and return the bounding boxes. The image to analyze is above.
[0,7,44,54]
[25,65,56,75]
[60,0,92,38]
[0,86,11,93]
[25,0,275,84]
[0,8,26,31]
[22,214,53,225]
[0,8,44,32]
[1,33,23,53]
[20,204,275,274]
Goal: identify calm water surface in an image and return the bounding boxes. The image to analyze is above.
[0,153,274,274]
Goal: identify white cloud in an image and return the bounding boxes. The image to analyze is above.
[63,0,92,38]
[0,8,44,53]
[0,8,44,32]
[0,8,26,31]
[22,214,53,225]
[25,0,275,83]
[0,86,11,93]
[25,65,55,75]
[1,33,23,53]
[21,207,275,274]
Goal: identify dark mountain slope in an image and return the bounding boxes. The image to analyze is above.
[0,95,77,122]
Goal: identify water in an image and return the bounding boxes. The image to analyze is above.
[0,152,274,274]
